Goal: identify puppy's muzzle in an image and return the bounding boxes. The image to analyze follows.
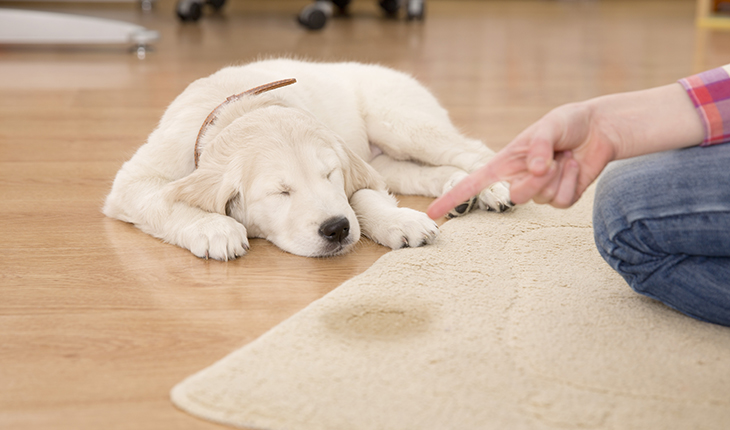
[319,216,350,243]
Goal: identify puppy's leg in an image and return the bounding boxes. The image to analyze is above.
[349,188,438,249]
[369,154,476,217]
[370,153,467,196]
[104,174,249,261]
[366,113,513,212]
[369,152,511,217]
[159,202,249,261]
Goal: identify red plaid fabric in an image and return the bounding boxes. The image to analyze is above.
[679,64,730,146]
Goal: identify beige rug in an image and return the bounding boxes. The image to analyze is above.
[171,187,730,430]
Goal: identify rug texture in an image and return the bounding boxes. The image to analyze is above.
[171,187,730,430]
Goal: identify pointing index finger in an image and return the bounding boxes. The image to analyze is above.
[426,161,501,220]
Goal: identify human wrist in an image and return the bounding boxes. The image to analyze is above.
[579,94,625,161]
[586,84,704,160]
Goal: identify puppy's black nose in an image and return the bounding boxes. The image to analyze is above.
[319,216,350,243]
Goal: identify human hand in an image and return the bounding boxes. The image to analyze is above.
[427,101,617,219]
[427,83,703,220]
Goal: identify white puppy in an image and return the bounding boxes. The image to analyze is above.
[104,59,512,260]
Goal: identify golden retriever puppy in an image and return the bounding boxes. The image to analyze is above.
[104,59,512,260]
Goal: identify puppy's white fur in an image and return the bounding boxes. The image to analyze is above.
[104,59,512,260]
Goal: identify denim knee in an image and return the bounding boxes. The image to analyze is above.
[592,159,730,326]
[592,163,659,292]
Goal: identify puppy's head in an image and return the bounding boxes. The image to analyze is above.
[168,105,384,257]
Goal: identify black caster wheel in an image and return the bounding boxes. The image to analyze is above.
[176,0,225,21]
[177,0,203,21]
[379,0,400,16]
[298,1,333,30]
[406,0,425,20]
[332,0,351,14]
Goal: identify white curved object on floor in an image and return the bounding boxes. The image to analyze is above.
[0,8,159,46]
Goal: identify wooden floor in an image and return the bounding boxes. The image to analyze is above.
[1,0,729,428]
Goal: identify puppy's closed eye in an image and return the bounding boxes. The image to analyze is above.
[271,185,292,197]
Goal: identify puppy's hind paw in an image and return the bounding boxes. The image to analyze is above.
[478,181,514,213]
[446,196,478,219]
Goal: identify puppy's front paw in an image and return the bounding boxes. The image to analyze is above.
[184,214,249,261]
[375,208,439,249]
[478,181,514,213]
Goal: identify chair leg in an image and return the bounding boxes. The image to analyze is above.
[406,0,425,20]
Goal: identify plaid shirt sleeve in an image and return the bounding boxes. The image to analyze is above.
[678,64,730,146]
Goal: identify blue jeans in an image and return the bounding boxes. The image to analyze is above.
[593,144,730,326]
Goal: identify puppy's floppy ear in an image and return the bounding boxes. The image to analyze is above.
[166,165,239,215]
[338,143,387,197]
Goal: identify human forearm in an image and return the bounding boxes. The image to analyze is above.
[585,83,705,161]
